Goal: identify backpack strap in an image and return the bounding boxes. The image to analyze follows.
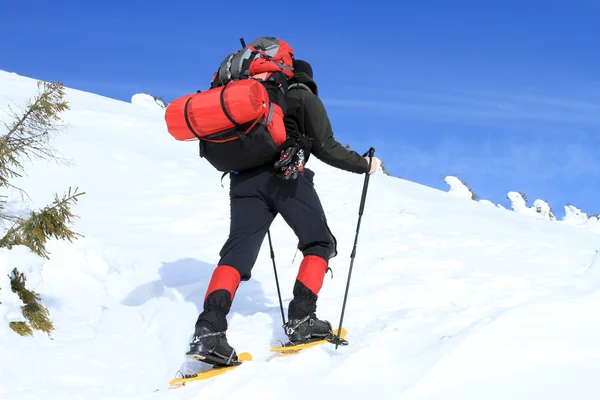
[220,170,239,188]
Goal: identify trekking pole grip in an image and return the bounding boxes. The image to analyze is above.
[359,147,375,215]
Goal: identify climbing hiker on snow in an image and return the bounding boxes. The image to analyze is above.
[186,58,380,365]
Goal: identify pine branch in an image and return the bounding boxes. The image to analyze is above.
[0,81,71,187]
[5,98,41,139]
[0,187,85,259]
[9,267,54,335]
[0,213,25,224]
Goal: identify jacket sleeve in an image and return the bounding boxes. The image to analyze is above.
[302,95,370,174]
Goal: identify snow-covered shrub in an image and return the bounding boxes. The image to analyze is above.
[131,93,167,110]
[563,204,589,224]
[445,175,478,201]
[533,199,556,221]
[507,192,542,219]
[380,160,391,176]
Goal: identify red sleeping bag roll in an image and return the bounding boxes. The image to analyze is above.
[165,79,284,144]
[164,79,287,173]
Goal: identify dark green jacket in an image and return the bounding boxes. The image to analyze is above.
[284,72,370,174]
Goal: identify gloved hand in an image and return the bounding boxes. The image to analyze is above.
[274,144,306,180]
[365,156,381,175]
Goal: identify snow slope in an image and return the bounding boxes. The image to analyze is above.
[1,69,600,400]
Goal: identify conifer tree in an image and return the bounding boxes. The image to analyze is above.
[0,80,85,336]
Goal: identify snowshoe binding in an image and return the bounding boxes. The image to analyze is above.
[186,326,239,366]
[284,314,336,345]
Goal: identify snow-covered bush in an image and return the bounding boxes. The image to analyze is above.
[507,192,556,221]
[563,204,589,225]
[507,192,534,216]
[444,175,478,201]
[131,93,167,110]
[533,199,556,221]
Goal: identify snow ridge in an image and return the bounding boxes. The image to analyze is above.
[445,175,598,229]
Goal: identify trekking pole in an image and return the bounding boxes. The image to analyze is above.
[331,147,375,349]
[267,229,287,329]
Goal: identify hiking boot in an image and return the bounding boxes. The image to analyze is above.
[186,325,238,366]
[285,314,333,344]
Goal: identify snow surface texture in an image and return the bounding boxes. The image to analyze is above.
[1,69,600,399]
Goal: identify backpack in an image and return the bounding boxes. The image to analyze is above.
[164,37,294,173]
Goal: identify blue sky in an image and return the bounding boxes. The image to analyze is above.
[2,0,600,217]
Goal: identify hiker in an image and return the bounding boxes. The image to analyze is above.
[186,58,380,365]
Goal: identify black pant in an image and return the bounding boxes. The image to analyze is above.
[196,166,337,332]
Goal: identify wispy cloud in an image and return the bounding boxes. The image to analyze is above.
[380,135,600,213]
[328,86,600,214]
[385,131,600,181]
[322,89,600,128]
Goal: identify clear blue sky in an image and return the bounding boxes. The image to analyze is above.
[2,0,600,218]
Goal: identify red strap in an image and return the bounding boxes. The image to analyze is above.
[204,265,241,301]
[296,255,328,296]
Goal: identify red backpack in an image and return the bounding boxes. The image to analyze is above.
[164,37,294,173]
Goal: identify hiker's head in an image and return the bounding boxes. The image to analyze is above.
[293,59,313,80]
